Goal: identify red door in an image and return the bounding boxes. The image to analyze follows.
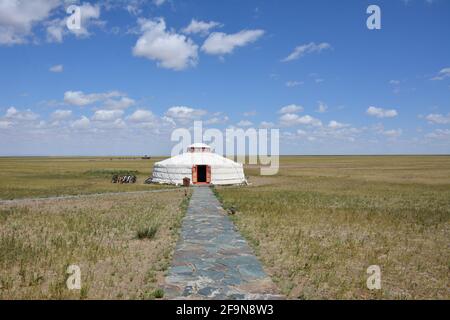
[192,166,197,183]
[206,165,211,183]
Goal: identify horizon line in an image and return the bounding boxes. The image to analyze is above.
[1,154,449,158]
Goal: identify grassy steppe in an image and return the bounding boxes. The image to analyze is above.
[0,157,170,200]
[0,190,187,299]
[216,156,450,299]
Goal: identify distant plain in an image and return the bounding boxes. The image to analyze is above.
[0,155,449,299]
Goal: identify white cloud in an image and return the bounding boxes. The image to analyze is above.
[288,120,363,143]
[426,129,450,139]
[243,110,257,117]
[278,104,303,114]
[51,109,72,120]
[109,118,126,129]
[90,119,126,130]
[103,97,135,110]
[259,121,275,128]
[237,120,253,127]
[64,91,99,106]
[49,64,63,72]
[132,18,198,71]
[285,81,303,87]
[45,18,65,43]
[204,115,229,125]
[165,106,206,121]
[372,123,402,138]
[279,113,301,125]
[182,19,221,36]
[0,120,12,129]
[63,90,125,107]
[425,113,450,124]
[46,3,102,43]
[328,120,349,129]
[125,1,145,16]
[279,113,322,127]
[127,109,155,123]
[201,29,264,55]
[430,67,450,81]
[389,80,400,85]
[269,73,279,80]
[126,109,176,130]
[71,116,90,130]
[153,0,166,6]
[316,101,328,113]
[282,42,331,62]
[5,107,17,117]
[281,131,294,138]
[382,129,402,138]
[92,110,124,122]
[291,123,362,143]
[0,0,60,45]
[161,116,176,127]
[4,107,39,121]
[366,106,398,118]
[70,3,102,38]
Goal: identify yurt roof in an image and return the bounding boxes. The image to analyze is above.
[154,152,242,167]
[188,142,211,149]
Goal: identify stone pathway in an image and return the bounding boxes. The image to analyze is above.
[165,186,282,299]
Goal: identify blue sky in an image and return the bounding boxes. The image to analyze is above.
[0,0,449,156]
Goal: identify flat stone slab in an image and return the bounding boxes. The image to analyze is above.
[165,186,282,299]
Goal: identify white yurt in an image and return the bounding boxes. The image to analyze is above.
[151,143,247,185]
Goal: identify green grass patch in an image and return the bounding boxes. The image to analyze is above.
[136,225,159,240]
[152,288,164,299]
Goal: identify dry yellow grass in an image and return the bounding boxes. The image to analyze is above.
[0,157,171,200]
[216,156,450,299]
[1,155,449,299]
[0,190,187,299]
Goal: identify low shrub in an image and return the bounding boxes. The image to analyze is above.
[84,169,139,178]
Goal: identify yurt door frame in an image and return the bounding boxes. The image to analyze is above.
[192,165,211,184]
